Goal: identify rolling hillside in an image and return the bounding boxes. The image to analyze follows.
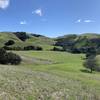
[1,32,100,51]
[0,32,55,50]
[55,33,100,48]
[0,32,100,99]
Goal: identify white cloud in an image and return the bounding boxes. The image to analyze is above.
[32,8,43,16]
[84,20,95,23]
[75,19,81,23]
[0,0,10,9]
[75,19,95,23]
[20,21,27,25]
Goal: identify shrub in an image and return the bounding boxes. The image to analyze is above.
[52,46,63,51]
[0,48,8,64]
[24,46,35,50]
[3,46,23,51]
[0,48,22,65]
[5,40,15,46]
[3,46,12,50]
[24,45,43,51]
[36,46,43,50]
[0,48,6,54]
[6,52,22,65]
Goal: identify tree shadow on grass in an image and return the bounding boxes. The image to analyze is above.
[80,69,91,73]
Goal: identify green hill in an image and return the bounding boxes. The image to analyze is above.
[0,32,22,47]
[55,33,100,49]
[1,32,100,51]
[80,33,100,39]
[0,32,55,50]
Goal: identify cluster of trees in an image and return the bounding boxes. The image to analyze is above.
[13,32,29,41]
[70,46,97,54]
[0,48,21,65]
[3,46,23,51]
[31,34,45,37]
[55,34,76,52]
[3,45,43,51]
[55,34,100,54]
[24,46,43,50]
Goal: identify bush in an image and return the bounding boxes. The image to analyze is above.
[36,46,43,50]
[52,46,63,51]
[24,46,35,50]
[5,40,15,46]
[3,46,23,51]
[6,52,22,65]
[24,45,43,51]
[0,48,8,64]
[0,48,22,65]
[3,45,43,51]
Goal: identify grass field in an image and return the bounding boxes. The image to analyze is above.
[0,51,100,100]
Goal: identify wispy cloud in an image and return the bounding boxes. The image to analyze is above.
[75,19,95,23]
[0,0,10,9]
[75,19,81,23]
[84,20,95,23]
[32,8,43,16]
[20,21,27,25]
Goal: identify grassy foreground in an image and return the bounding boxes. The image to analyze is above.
[0,51,100,100]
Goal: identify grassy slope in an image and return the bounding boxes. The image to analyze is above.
[75,33,100,48]
[0,51,100,100]
[0,32,55,50]
[56,33,100,48]
[80,33,100,38]
[0,32,22,47]
[1,32,100,50]
[25,36,55,50]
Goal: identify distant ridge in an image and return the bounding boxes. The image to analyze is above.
[55,33,100,48]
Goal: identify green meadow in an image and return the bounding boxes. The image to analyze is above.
[0,51,99,100]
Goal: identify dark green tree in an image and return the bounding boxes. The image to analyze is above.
[5,40,15,46]
[0,48,21,65]
[6,52,22,65]
[0,48,8,64]
[83,57,97,73]
[13,32,29,41]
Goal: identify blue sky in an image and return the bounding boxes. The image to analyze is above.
[0,0,100,37]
